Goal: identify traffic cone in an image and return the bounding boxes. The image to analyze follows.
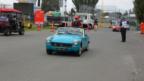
[50,22,55,32]
[37,24,41,31]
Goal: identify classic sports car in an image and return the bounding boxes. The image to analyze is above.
[46,27,90,56]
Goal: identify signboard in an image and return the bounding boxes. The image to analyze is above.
[14,3,34,16]
[34,9,44,24]
[52,11,61,17]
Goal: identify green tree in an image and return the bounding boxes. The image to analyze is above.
[69,8,76,16]
[72,0,99,12]
[42,0,59,12]
[72,0,81,12]
[134,0,144,23]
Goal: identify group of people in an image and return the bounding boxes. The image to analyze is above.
[72,16,98,30]
[72,16,82,27]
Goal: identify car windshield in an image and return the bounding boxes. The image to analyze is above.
[57,27,83,36]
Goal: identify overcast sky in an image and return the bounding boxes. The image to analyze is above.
[0,0,134,11]
[63,0,134,12]
[97,0,134,10]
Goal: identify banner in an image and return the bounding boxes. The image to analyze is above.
[34,9,44,24]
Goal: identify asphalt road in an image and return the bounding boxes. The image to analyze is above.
[0,29,142,81]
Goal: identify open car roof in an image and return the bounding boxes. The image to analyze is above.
[0,8,22,13]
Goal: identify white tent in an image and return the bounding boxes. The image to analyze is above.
[0,0,18,8]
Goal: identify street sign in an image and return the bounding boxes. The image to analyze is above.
[52,11,61,17]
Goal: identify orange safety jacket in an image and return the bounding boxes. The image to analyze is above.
[140,22,144,33]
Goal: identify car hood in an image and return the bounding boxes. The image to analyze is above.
[51,34,82,43]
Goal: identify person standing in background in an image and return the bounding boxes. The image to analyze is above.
[140,21,144,34]
[72,16,82,28]
[120,18,129,42]
[94,19,98,31]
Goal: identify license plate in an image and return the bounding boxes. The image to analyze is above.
[55,47,66,51]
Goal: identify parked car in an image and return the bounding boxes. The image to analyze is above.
[46,27,90,56]
[0,8,24,36]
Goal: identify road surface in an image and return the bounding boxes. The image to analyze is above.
[0,29,143,81]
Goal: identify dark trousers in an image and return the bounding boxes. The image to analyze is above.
[121,28,127,42]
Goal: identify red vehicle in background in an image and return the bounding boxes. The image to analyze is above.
[0,8,24,36]
[111,20,121,32]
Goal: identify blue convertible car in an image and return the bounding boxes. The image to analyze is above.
[46,27,90,56]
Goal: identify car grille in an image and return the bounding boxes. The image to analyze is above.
[51,42,73,47]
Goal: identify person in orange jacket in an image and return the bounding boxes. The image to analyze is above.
[140,22,144,34]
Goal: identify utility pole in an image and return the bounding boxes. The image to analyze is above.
[64,0,67,15]
[64,0,67,21]
[99,0,104,28]
[37,0,42,9]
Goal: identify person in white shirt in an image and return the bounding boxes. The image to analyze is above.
[120,18,129,42]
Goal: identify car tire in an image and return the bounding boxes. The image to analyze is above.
[46,49,52,55]
[4,28,11,36]
[85,44,89,51]
[19,29,24,35]
[76,46,83,56]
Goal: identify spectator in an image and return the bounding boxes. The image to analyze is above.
[120,18,129,42]
[140,21,144,34]
[94,19,98,30]
[72,16,82,27]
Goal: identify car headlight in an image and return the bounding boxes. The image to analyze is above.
[112,26,116,28]
[46,37,52,43]
[73,40,80,45]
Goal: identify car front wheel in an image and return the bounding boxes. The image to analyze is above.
[75,46,83,56]
[46,49,52,55]
[85,44,89,51]
[4,28,11,36]
[19,29,24,35]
